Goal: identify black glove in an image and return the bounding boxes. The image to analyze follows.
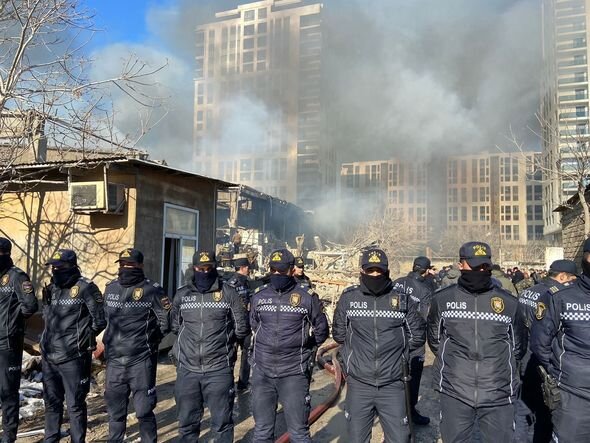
[168,349,178,368]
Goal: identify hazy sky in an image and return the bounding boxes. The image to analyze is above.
[83,0,543,167]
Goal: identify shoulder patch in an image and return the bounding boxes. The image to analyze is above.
[549,286,559,294]
[254,284,269,294]
[535,302,547,320]
[70,286,80,298]
[1,274,9,286]
[342,285,359,294]
[491,296,505,314]
[161,296,172,311]
[22,281,34,294]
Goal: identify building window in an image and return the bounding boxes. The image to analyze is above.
[258,8,267,19]
[244,9,255,21]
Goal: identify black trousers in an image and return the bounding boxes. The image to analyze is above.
[104,354,158,443]
[43,353,91,443]
[344,376,409,443]
[521,356,552,443]
[238,334,251,387]
[0,348,23,443]
[409,354,424,411]
[251,367,311,443]
[552,389,590,443]
[175,366,234,443]
[439,393,514,443]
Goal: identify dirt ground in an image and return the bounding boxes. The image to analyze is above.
[17,346,441,443]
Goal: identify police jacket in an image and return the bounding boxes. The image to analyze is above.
[427,282,526,407]
[226,273,251,310]
[0,266,38,351]
[332,280,426,387]
[41,277,106,364]
[393,272,433,319]
[171,277,249,373]
[250,280,329,378]
[531,275,590,401]
[103,278,171,366]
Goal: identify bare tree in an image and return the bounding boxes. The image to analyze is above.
[0,0,167,189]
[507,114,590,237]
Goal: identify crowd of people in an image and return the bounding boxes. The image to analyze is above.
[0,234,589,442]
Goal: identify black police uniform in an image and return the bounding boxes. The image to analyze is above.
[531,274,590,442]
[392,269,433,422]
[250,249,329,443]
[171,254,249,443]
[103,271,171,443]
[0,242,38,443]
[518,264,574,443]
[41,271,105,443]
[427,242,526,443]
[333,249,426,443]
[225,270,252,389]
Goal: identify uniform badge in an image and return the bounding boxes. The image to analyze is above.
[199,252,211,263]
[368,251,382,263]
[491,297,504,314]
[1,274,9,286]
[52,251,62,260]
[535,302,547,320]
[391,295,400,310]
[133,287,144,301]
[549,286,559,294]
[70,286,80,298]
[473,244,488,256]
[290,293,301,307]
[161,296,171,311]
[271,251,283,262]
[213,292,223,302]
[121,249,132,258]
[22,281,34,293]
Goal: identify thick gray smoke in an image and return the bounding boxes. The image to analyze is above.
[90,0,541,167]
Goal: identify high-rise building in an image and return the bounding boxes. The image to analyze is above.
[340,152,544,255]
[193,0,336,208]
[541,0,590,242]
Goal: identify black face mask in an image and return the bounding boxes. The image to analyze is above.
[0,256,13,272]
[270,273,295,292]
[193,268,219,293]
[459,270,493,293]
[52,267,81,289]
[360,273,391,295]
[118,267,145,287]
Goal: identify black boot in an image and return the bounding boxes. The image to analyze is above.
[412,409,430,426]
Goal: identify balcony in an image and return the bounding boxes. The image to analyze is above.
[560,129,589,137]
[558,58,587,67]
[556,8,586,18]
[559,111,588,120]
[557,42,587,51]
[559,76,588,85]
[557,24,586,35]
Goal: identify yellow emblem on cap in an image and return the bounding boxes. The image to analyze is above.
[271,251,282,262]
[473,244,487,256]
[52,251,62,260]
[491,296,504,314]
[132,287,143,300]
[368,251,381,263]
[391,295,399,310]
[70,286,80,298]
[121,249,132,258]
[213,292,223,302]
[199,252,210,263]
[290,293,301,307]
[535,302,547,320]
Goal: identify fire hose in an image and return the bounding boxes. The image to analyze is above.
[275,342,344,443]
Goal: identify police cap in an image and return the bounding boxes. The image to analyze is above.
[459,241,492,268]
[549,259,577,275]
[413,256,431,270]
[360,248,388,272]
[268,249,294,272]
[294,256,305,268]
[0,238,11,254]
[46,249,78,267]
[233,254,250,268]
[193,250,217,266]
[115,248,144,264]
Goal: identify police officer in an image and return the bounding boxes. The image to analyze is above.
[518,259,576,443]
[293,256,312,288]
[250,248,329,443]
[103,248,171,443]
[333,248,425,442]
[392,255,433,426]
[0,238,38,442]
[226,254,252,390]
[427,242,526,443]
[41,249,106,443]
[171,250,249,443]
[531,240,590,442]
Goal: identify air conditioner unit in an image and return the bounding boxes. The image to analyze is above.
[70,181,126,214]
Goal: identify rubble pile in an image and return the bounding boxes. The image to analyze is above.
[19,352,43,419]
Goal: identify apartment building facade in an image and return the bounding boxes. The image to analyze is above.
[193,0,336,208]
[541,0,590,241]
